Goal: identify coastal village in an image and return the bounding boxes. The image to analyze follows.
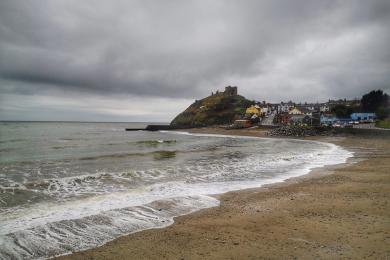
[220,86,384,129]
[168,85,389,134]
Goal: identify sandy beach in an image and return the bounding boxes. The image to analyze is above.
[57,128,390,260]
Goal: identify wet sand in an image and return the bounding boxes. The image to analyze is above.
[57,128,390,259]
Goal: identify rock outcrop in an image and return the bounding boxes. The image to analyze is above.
[266,126,335,137]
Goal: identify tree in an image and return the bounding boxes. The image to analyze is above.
[361,90,388,112]
[361,90,389,119]
[376,106,390,120]
[331,104,354,118]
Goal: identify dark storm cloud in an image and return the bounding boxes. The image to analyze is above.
[0,0,389,105]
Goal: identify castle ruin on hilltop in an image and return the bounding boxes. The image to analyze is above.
[224,86,238,96]
[211,86,238,96]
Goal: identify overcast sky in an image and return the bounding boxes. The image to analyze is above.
[0,0,389,122]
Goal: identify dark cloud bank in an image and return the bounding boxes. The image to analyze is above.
[0,0,389,121]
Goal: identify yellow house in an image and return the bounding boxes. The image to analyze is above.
[288,107,303,115]
[246,105,260,115]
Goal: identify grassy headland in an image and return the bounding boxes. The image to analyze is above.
[170,92,252,128]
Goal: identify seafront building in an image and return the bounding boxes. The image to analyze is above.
[245,105,261,116]
[234,88,377,128]
[350,113,376,122]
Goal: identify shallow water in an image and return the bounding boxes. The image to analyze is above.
[0,122,352,259]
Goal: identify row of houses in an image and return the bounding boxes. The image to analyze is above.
[245,102,330,116]
[276,108,376,127]
[321,113,376,126]
[275,107,320,126]
[239,104,320,127]
[240,102,376,127]
[246,104,315,116]
[277,102,330,113]
[277,111,376,127]
[231,94,375,128]
[274,98,361,114]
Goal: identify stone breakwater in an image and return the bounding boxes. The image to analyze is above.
[266,126,335,137]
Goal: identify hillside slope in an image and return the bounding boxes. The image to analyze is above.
[170,93,253,128]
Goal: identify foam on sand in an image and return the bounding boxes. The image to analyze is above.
[0,131,353,259]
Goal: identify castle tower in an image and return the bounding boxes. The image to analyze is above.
[224,86,238,96]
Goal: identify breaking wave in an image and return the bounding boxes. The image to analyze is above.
[0,131,353,259]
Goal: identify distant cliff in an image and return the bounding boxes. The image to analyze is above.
[170,87,253,128]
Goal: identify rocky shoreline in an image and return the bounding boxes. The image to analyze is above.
[266,126,336,137]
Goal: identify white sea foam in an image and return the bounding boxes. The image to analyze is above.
[0,195,219,259]
[0,131,353,259]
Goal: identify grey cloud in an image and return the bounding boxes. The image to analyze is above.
[0,0,389,105]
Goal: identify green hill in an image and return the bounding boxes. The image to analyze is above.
[170,88,253,128]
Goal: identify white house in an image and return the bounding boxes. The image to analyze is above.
[278,102,295,113]
[260,106,269,114]
[288,107,303,115]
[320,104,330,112]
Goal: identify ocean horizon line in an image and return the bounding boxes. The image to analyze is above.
[0,120,170,124]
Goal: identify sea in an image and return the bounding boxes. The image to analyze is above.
[0,122,352,259]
